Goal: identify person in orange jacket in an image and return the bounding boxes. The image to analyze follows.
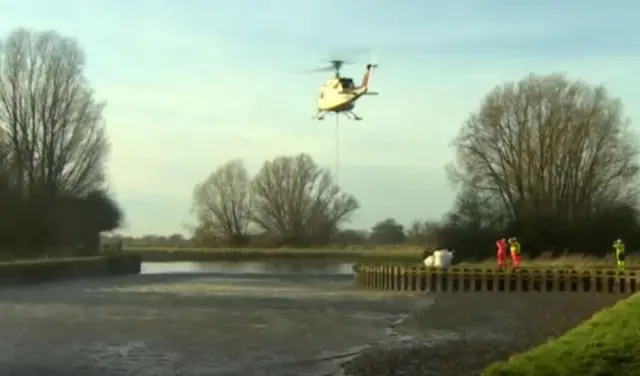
[496,238,507,269]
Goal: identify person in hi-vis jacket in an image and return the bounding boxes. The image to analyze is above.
[508,237,521,269]
[614,239,626,271]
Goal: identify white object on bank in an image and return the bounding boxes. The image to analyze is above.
[423,249,454,268]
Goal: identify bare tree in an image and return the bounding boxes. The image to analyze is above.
[450,73,639,224]
[0,28,120,255]
[445,184,507,230]
[0,28,108,198]
[406,219,442,246]
[192,159,253,245]
[251,153,359,245]
[444,73,640,254]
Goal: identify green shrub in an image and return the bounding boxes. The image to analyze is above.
[482,293,640,376]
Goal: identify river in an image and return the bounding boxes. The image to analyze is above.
[0,260,437,376]
[141,260,355,276]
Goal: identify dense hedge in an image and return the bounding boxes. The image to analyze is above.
[0,252,141,285]
[482,292,640,376]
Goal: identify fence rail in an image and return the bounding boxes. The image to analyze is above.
[353,265,637,293]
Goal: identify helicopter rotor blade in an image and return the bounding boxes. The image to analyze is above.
[301,67,335,74]
[325,59,353,65]
[301,47,372,75]
[308,66,337,73]
[325,60,353,71]
[304,60,352,74]
[328,46,371,62]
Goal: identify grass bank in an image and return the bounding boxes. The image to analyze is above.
[481,292,640,376]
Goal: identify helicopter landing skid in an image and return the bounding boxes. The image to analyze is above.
[313,111,362,121]
[343,111,362,121]
[314,111,327,120]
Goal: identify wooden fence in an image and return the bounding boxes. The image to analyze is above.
[353,265,637,293]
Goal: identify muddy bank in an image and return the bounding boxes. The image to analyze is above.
[0,271,625,376]
[0,273,429,376]
[342,293,626,376]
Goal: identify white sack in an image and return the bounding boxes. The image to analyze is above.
[423,249,455,268]
[423,255,435,267]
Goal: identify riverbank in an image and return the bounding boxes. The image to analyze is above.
[483,291,640,375]
[340,292,626,375]
[0,253,140,285]
[126,247,423,263]
[453,252,639,270]
[125,246,638,270]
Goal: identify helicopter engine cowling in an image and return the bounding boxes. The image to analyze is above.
[316,77,368,112]
[317,85,357,112]
[317,93,355,112]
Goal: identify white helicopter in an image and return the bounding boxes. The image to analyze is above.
[312,59,378,121]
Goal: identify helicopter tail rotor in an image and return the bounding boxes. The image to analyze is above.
[368,53,379,69]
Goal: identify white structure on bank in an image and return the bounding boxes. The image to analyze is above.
[423,249,455,268]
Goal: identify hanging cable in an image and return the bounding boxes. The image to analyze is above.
[335,114,340,184]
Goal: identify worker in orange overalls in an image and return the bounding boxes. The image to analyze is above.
[509,237,521,269]
[496,238,507,269]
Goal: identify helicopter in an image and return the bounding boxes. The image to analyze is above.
[312,59,378,121]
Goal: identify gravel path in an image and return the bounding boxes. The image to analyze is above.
[342,292,626,376]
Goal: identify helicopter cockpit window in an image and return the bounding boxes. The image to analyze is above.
[340,79,354,89]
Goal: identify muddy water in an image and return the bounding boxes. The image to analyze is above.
[0,261,437,376]
[141,260,355,276]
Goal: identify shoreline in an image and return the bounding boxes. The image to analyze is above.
[319,312,421,376]
[339,292,626,376]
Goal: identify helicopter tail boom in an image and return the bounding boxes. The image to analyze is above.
[360,64,377,88]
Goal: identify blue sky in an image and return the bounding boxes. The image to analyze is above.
[0,0,638,236]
